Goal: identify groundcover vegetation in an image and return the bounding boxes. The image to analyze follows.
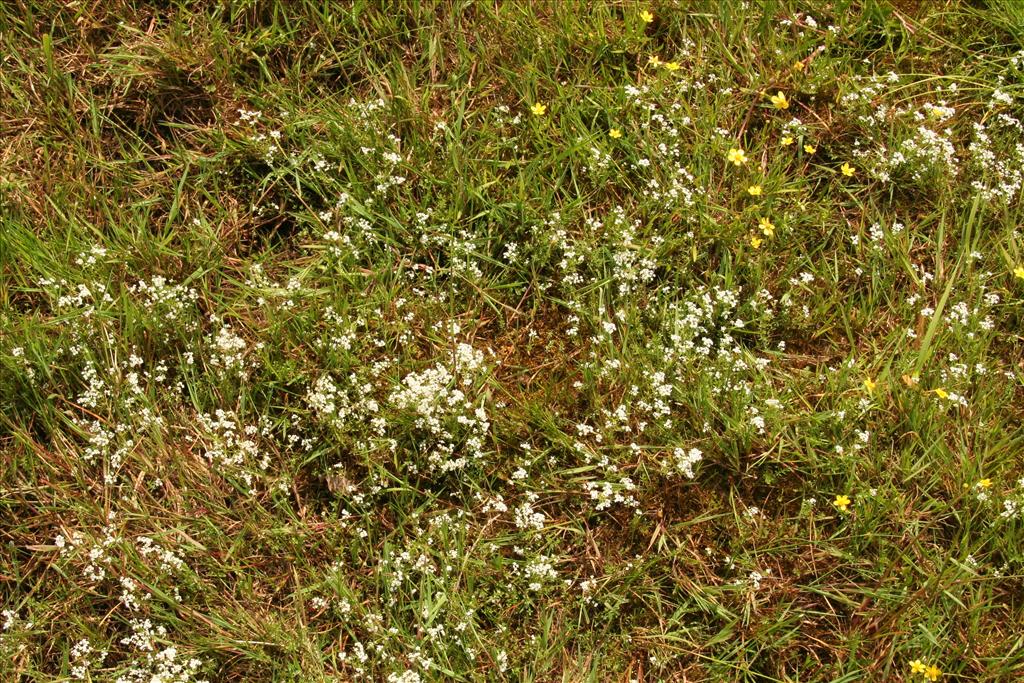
[2,1,1024,681]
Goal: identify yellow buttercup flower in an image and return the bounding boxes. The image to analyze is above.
[793,60,806,72]
[640,10,654,23]
[758,217,775,237]
[727,148,748,166]
[977,478,992,489]
[841,162,855,177]
[924,664,941,681]
[750,235,763,249]
[834,494,851,512]
[664,61,681,71]
[864,378,876,394]
[1014,265,1024,279]
[804,143,816,154]
[770,91,789,109]
[910,660,927,675]
[609,128,622,139]
[781,135,794,146]
[747,184,763,196]
[530,102,547,116]
[648,55,662,67]
[932,388,949,399]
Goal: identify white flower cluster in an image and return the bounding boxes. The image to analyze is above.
[892,125,960,181]
[584,144,612,173]
[997,479,1024,522]
[844,75,1024,200]
[583,477,638,512]
[71,637,107,679]
[55,515,119,582]
[542,206,661,303]
[671,447,703,479]
[419,224,485,280]
[664,285,751,362]
[114,619,208,683]
[52,279,115,317]
[634,104,699,208]
[389,343,491,475]
[513,492,546,531]
[129,276,199,332]
[137,535,187,574]
[519,554,559,592]
[603,206,658,297]
[968,116,1024,203]
[307,373,380,432]
[196,410,271,493]
[206,324,252,377]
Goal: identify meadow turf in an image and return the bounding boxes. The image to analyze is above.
[2,1,1024,681]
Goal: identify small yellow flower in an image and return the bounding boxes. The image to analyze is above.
[841,162,855,177]
[770,91,789,109]
[924,664,941,681]
[793,60,806,72]
[609,128,622,139]
[664,61,681,71]
[910,660,927,675]
[932,388,949,399]
[977,478,992,489]
[727,148,748,166]
[1014,265,1024,279]
[758,216,775,237]
[804,143,816,154]
[781,135,794,146]
[747,184,763,196]
[640,9,654,23]
[834,494,852,512]
[530,102,547,116]
[864,378,877,394]
[648,55,662,67]
[750,235,763,249]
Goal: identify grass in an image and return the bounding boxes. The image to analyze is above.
[2,1,1024,681]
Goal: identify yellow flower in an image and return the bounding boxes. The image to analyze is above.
[977,478,992,489]
[750,235,763,249]
[932,388,949,399]
[804,143,816,154]
[864,378,876,394]
[640,9,654,23]
[747,184,763,196]
[664,61,681,71]
[530,102,547,116]
[1014,265,1024,279]
[924,664,941,681]
[910,660,927,675]
[834,494,852,512]
[770,91,789,109]
[781,135,794,146]
[841,162,855,177]
[758,217,775,237]
[727,148,748,166]
[793,60,806,72]
[648,55,662,67]
[609,128,622,139]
